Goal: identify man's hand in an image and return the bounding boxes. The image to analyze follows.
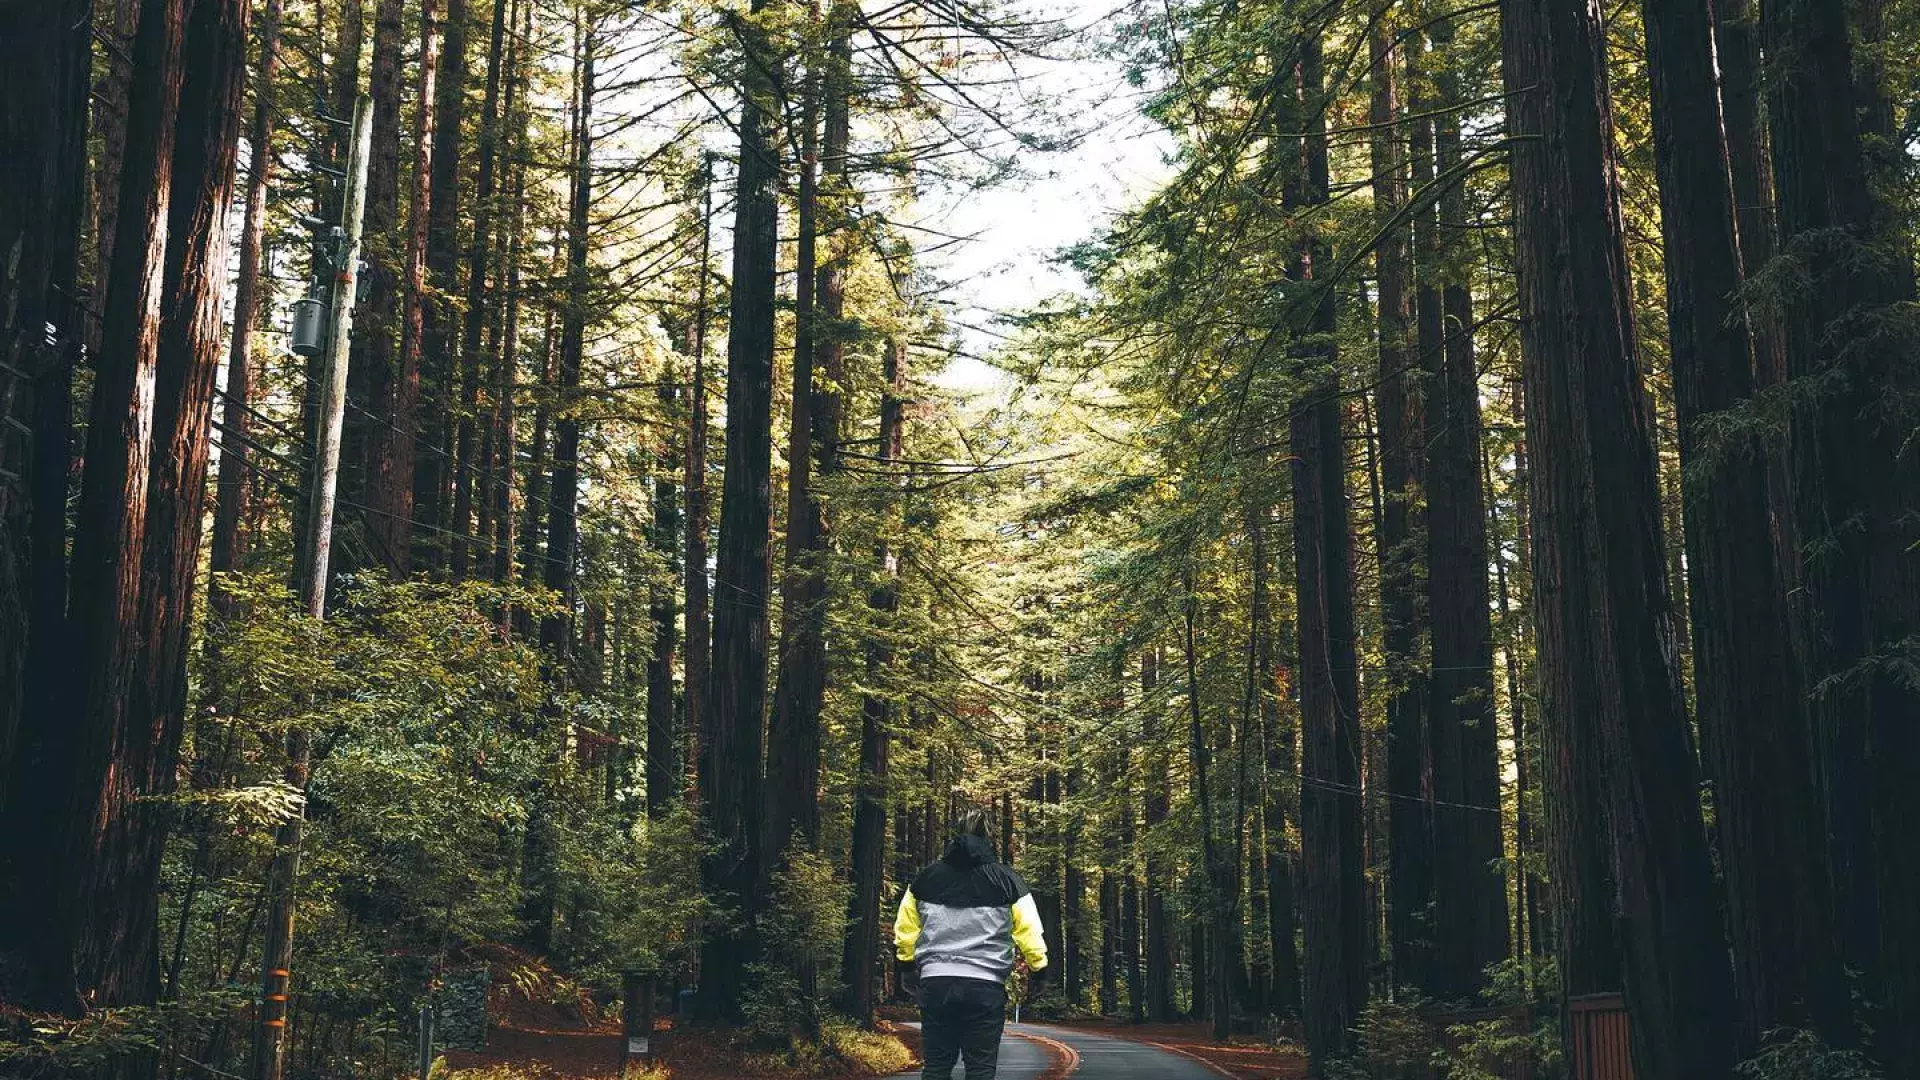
[1025,967,1046,1002]
[895,959,919,1001]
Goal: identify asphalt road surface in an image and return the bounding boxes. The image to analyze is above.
[893,1022,1222,1079]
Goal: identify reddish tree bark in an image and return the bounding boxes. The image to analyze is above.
[1501,0,1738,1073]
[491,0,532,587]
[58,0,189,1014]
[396,0,442,571]
[461,0,511,580]
[121,0,250,1016]
[698,0,781,1023]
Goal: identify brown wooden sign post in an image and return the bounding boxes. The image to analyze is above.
[621,969,657,1072]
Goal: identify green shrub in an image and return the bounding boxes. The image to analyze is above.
[1738,1030,1880,1080]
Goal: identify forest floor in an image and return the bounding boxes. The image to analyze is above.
[442,1012,920,1080]
[1047,1020,1307,1079]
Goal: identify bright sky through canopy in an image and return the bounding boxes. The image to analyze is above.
[912,0,1174,391]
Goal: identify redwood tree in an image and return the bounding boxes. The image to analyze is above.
[345,0,411,572]
[1763,1,1920,1070]
[1500,0,1738,1072]
[1423,14,1508,1001]
[699,0,783,1023]
[1288,29,1365,1069]
[1640,0,1846,1051]
[1368,20,1433,998]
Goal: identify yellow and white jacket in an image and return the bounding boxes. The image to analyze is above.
[894,834,1048,984]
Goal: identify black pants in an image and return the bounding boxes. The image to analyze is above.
[919,976,1007,1080]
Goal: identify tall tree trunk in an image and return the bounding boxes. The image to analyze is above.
[682,162,713,802]
[843,327,904,1028]
[1763,2,1920,1070]
[1120,743,1145,1023]
[1486,443,1542,965]
[57,0,188,1017]
[1642,0,1848,1052]
[1183,570,1234,1041]
[1497,0,1621,1009]
[396,0,442,573]
[294,0,360,566]
[543,10,592,648]
[122,0,249,1022]
[1064,770,1087,1008]
[1141,645,1175,1021]
[1248,488,1302,1022]
[1368,20,1433,999]
[1711,0,1796,605]
[1099,866,1120,1016]
[525,9,593,956]
[645,383,680,819]
[492,0,531,587]
[1099,681,1124,1018]
[699,0,782,1023]
[1286,30,1365,1072]
[422,0,468,574]
[0,0,91,1015]
[92,0,141,305]
[1501,0,1739,1072]
[766,17,827,866]
[212,0,281,614]
[345,0,410,572]
[1423,14,1509,1001]
[460,0,509,582]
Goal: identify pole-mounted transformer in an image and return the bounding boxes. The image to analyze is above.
[289,296,325,357]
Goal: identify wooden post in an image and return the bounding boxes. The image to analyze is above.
[416,1003,436,1079]
[621,970,657,1071]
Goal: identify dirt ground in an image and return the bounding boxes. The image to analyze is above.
[442,1016,921,1080]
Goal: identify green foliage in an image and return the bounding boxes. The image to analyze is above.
[162,572,709,1075]
[1738,1031,1882,1080]
[560,802,710,988]
[742,848,852,1050]
[0,991,251,1076]
[1318,993,1559,1080]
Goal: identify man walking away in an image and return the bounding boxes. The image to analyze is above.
[894,809,1048,1080]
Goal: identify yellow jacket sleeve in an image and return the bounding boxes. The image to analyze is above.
[1011,893,1048,971]
[893,888,922,963]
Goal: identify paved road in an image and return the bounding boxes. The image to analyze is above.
[894,1022,1221,1079]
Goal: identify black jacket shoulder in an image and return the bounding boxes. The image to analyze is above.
[912,859,1029,908]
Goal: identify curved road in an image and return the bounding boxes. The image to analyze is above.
[893,1023,1222,1079]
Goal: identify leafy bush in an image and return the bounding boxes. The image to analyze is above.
[1738,1030,1880,1080]
[742,847,852,1051]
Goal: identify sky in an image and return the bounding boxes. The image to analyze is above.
[907,0,1176,391]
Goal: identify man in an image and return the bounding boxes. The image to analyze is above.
[894,809,1048,1080]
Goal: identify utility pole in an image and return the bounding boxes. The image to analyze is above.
[253,93,372,1080]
